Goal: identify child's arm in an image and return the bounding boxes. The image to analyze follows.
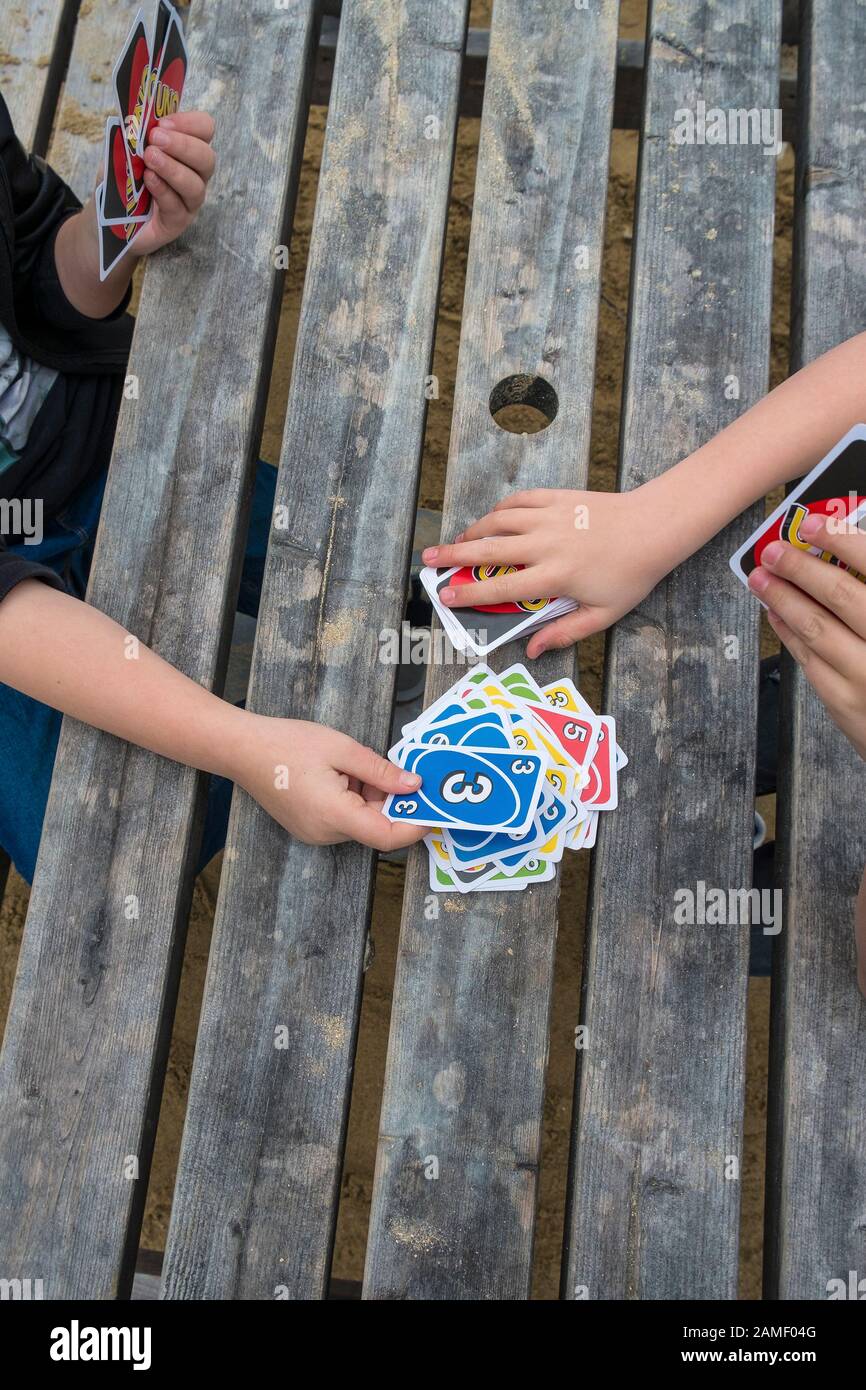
[53,111,216,319]
[422,331,866,656]
[0,580,425,853]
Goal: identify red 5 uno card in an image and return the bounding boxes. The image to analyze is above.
[580,715,618,811]
[112,8,151,196]
[525,703,601,774]
[729,424,866,587]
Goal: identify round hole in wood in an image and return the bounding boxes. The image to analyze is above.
[489,373,559,434]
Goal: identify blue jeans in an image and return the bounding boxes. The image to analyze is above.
[0,460,277,884]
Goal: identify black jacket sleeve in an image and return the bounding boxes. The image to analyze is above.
[0,91,134,373]
[0,546,66,603]
[0,108,78,278]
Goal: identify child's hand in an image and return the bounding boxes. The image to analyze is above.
[231,715,428,853]
[748,513,866,760]
[422,487,671,656]
[130,111,216,258]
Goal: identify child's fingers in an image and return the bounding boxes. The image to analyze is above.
[759,537,866,639]
[335,795,427,852]
[799,512,866,573]
[143,145,206,210]
[421,536,532,569]
[451,509,542,544]
[436,564,550,609]
[525,606,608,657]
[749,568,862,679]
[492,489,557,511]
[149,126,216,180]
[158,110,215,143]
[766,608,852,710]
[336,739,421,797]
[143,169,186,223]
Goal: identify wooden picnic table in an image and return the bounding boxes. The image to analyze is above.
[0,0,864,1300]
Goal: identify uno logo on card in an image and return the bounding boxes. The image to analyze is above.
[449,565,549,614]
[152,68,183,120]
[123,44,150,153]
[754,497,866,570]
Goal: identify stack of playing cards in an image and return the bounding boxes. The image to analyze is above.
[383,663,627,893]
[420,564,578,657]
[96,2,189,282]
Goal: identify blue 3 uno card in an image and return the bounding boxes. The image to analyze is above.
[383,745,547,833]
[444,782,569,869]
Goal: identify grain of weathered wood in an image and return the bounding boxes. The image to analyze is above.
[764,0,866,1300]
[362,0,619,1301]
[315,23,798,142]
[161,0,469,1301]
[0,0,79,154]
[0,0,318,1299]
[563,0,779,1300]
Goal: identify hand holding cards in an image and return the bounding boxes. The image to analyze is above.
[382,662,627,892]
[97,2,189,281]
[730,424,866,592]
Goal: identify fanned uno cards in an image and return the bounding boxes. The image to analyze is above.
[729,423,866,592]
[419,563,578,657]
[382,663,628,892]
[96,1,189,281]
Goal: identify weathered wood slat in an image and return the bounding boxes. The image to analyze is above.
[0,0,318,1299]
[314,21,798,142]
[362,0,619,1301]
[563,0,779,1300]
[0,0,79,154]
[765,0,866,1300]
[161,0,469,1301]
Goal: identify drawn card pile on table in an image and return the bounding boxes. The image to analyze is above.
[383,663,627,892]
[96,2,188,281]
[420,564,578,657]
